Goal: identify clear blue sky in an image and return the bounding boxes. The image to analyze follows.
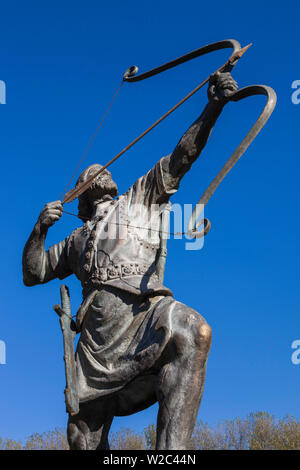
[0,1,299,441]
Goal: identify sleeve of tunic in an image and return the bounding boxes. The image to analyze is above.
[45,237,72,281]
[127,156,179,209]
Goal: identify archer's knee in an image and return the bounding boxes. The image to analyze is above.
[195,320,212,353]
[172,302,212,356]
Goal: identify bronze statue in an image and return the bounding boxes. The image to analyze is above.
[22,40,276,450]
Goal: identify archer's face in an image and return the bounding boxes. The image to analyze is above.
[87,169,118,201]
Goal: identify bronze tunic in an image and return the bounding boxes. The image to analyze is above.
[45,157,179,402]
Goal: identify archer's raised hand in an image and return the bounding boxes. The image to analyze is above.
[38,200,63,231]
[208,72,238,103]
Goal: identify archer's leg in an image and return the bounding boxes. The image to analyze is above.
[155,302,212,450]
[67,396,114,450]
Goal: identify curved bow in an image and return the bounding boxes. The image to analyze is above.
[123,39,242,82]
[124,41,276,239]
[61,40,277,241]
[62,39,251,204]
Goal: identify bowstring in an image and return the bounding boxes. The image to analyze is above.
[62,209,199,237]
[58,79,124,201]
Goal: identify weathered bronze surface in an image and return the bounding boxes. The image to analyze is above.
[53,285,79,416]
[22,40,276,450]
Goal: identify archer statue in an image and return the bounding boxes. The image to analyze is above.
[22,40,276,450]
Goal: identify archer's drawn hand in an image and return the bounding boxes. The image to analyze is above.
[38,200,63,231]
[208,72,238,103]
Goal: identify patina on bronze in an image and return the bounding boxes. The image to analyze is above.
[22,40,276,450]
[53,285,79,415]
